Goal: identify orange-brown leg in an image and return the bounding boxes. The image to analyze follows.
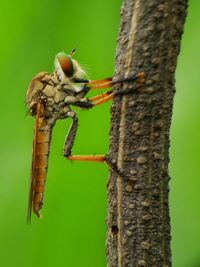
[68,155,105,162]
[89,77,112,86]
[75,90,114,109]
[88,90,113,103]
[75,72,145,109]
[88,72,144,90]
[89,72,145,105]
[76,72,145,108]
[89,82,113,90]
[89,93,114,106]
[67,155,123,176]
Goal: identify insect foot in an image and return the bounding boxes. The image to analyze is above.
[104,155,124,177]
[104,155,135,181]
[113,72,145,97]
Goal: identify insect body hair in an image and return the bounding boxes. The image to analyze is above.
[72,59,87,80]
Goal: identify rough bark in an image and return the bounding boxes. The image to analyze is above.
[106,0,188,266]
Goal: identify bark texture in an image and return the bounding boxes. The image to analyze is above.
[106,0,188,266]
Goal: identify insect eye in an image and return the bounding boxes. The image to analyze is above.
[56,53,74,77]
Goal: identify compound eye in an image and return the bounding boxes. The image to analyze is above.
[56,52,74,77]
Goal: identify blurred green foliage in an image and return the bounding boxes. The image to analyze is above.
[0,1,199,267]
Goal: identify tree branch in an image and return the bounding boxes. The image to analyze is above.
[106,0,188,266]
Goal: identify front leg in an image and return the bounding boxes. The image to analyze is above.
[74,72,145,109]
[87,72,144,90]
[74,90,115,109]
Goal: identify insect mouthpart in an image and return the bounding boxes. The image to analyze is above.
[55,52,74,80]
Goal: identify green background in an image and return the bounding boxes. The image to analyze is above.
[0,1,199,266]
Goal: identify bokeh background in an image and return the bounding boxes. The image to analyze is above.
[0,1,199,267]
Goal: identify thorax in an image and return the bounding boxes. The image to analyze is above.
[26,72,84,120]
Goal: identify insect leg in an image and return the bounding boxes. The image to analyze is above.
[63,114,122,175]
[88,77,112,88]
[72,78,90,83]
[63,109,123,175]
[67,155,124,177]
[88,90,113,102]
[75,71,145,107]
[63,111,78,157]
[74,72,145,102]
[88,72,144,90]
[89,92,114,106]
[68,155,105,162]
[74,90,113,109]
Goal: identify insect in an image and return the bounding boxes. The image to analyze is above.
[26,49,144,223]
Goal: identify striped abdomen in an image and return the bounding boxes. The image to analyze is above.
[27,102,55,223]
[32,119,53,217]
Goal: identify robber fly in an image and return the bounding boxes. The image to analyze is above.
[26,49,144,223]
